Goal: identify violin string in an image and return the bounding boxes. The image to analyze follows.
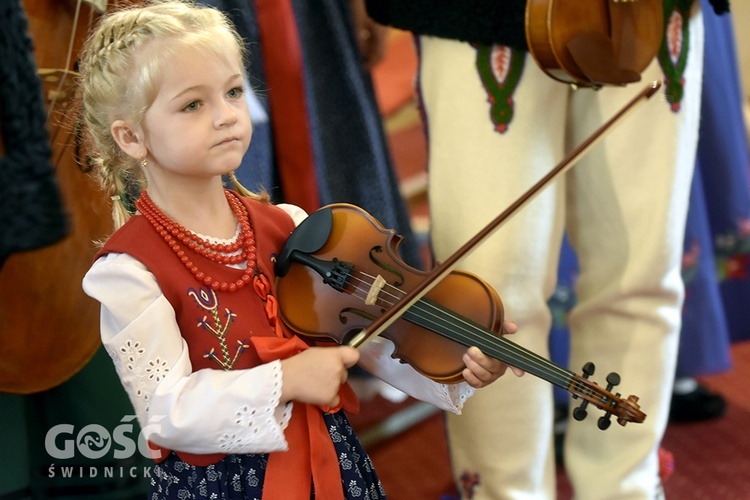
[345,270,571,385]
[349,269,615,405]
[48,0,83,122]
[345,271,587,392]
[346,270,562,372]
[341,270,628,410]
[416,304,580,390]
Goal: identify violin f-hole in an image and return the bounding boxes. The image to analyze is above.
[369,245,404,287]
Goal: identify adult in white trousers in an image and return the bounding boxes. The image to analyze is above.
[419,3,704,498]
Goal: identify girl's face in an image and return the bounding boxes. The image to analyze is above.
[138,42,252,190]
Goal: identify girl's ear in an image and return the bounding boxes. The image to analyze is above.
[111,120,146,160]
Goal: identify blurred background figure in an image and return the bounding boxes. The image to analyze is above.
[549,0,750,438]
[202,0,421,267]
[365,0,710,497]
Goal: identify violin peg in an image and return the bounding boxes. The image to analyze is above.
[581,362,596,378]
[597,413,613,430]
[573,401,589,421]
[606,372,621,387]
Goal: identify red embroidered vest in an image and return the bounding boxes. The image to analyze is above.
[99,195,296,465]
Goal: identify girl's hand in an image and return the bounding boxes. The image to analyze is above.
[280,346,360,407]
[461,320,525,388]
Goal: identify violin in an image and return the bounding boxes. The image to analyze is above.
[273,81,664,429]
[0,0,110,394]
[525,0,663,88]
[275,204,646,428]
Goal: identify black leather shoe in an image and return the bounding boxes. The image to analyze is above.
[669,385,726,423]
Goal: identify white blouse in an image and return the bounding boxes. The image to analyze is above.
[82,203,474,456]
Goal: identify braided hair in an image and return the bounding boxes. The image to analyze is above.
[78,0,262,229]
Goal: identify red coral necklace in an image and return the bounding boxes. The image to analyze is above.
[135,189,256,292]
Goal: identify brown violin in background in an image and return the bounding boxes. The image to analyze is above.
[274,204,646,429]
[525,0,664,88]
[0,0,110,394]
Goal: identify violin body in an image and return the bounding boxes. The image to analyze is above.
[275,204,647,427]
[525,0,663,87]
[0,0,110,394]
[276,204,504,383]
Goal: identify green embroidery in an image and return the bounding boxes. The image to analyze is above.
[475,44,525,133]
[657,0,693,111]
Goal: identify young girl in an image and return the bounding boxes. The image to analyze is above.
[80,1,519,498]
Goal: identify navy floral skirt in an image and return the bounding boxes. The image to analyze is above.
[149,411,386,499]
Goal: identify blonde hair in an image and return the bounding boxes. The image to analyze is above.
[78,0,265,229]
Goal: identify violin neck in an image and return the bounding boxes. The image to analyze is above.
[406,298,577,391]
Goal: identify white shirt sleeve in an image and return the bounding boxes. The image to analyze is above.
[82,253,293,456]
[276,203,308,226]
[358,338,475,414]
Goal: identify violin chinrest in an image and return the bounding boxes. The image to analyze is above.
[276,207,333,276]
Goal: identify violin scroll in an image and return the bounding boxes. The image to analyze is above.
[569,362,646,427]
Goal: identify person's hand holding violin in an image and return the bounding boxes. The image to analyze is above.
[462,320,524,388]
[280,346,360,408]
[279,319,521,408]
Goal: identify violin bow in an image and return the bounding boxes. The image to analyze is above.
[348,80,663,348]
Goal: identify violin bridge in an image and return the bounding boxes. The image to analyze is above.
[365,275,387,306]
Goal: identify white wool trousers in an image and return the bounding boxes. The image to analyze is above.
[418,5,704,499]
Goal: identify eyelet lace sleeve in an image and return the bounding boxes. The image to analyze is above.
[83,253,292,454]
[358,337,475,414]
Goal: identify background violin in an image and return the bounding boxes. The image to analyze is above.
[525,0,663,87]
[275,204,646,429]
[0,0,110,394]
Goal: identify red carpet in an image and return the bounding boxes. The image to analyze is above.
[351,342,750,499]
[661,341,750,499]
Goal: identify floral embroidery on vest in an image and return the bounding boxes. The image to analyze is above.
[189,286,249,370]
[474,44,525,133]
[658,0,692,112]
